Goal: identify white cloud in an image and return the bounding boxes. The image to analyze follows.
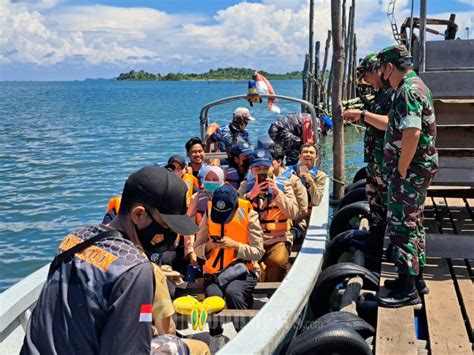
[1,0,473,79]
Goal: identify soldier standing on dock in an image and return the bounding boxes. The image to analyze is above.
[342,53,393,253]
[375,45,438,308]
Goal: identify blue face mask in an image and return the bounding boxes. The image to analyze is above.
[203,181,223,194]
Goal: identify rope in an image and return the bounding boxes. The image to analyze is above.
[330,176,346,186]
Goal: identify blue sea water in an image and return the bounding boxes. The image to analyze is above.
[0,79,364,292]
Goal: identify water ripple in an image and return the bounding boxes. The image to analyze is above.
[0,80,364,292]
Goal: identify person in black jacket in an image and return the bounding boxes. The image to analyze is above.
[268,113,313,165]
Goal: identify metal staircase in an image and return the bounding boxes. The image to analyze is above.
[387,0,403,44]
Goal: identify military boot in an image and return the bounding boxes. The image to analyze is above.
[378,274,421,308]
[384,268,429,295]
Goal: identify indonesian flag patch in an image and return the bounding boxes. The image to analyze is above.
[139,304,153,322]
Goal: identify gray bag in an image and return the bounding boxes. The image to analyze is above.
[217,262,248,288]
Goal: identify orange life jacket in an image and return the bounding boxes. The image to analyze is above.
[252,199,291,234]
[182,173,200,207]
[106,196,122,214]
[204,199,254,274]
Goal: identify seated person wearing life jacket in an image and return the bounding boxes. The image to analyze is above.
[239,149,300,282]
[268,143,309,242]
[185,137,206,178]
[206,107,255,153]
[186,166,225,267]
[165,154,199,207]
[102,195,121,224]
[194,184,264,345]
[225,141,253,190]
[268,112,315,165]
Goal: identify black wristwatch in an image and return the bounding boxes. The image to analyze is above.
[360,110,367,121]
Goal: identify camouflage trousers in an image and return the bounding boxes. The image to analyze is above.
[366,148,387,234]
[386,169,432,276]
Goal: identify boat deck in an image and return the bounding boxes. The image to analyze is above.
[376,196,474,354]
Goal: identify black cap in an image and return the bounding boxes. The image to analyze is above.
[165,154,186,170]
[211,184,238,224]
[122,166,198,235]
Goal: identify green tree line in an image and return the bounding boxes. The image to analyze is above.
[117,68,302,81]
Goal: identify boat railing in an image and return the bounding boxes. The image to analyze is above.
[199,94,320,146]
[219,180,329,354]
[0,264,48,349]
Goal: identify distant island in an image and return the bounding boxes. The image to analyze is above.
[117,68,302,81]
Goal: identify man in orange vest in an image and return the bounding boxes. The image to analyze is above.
[165,154,199,207]
[239,149,300,282]
[194,184,264,351]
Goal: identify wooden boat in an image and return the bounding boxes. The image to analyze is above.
[0,93,331,354]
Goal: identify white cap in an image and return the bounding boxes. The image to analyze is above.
[233,107,255,121]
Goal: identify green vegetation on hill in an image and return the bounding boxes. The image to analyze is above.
[117,68,302,81]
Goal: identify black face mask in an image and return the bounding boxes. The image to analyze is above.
[381,66,392,87]
[242,159,250,170]
[135,211,177,256]
[232,116,248,131]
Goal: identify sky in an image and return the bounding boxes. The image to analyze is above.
[1,0,473,81]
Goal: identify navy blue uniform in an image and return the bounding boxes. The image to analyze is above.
[21,225,154,355]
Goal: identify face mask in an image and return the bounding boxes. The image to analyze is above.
[135,211,177,255]
[242,159,250,170]
[232,116,248,131]
[381,65,392,87]
[203,181,223,194]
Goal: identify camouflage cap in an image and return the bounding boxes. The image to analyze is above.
[357,52,377,79]
[376,45,412,68]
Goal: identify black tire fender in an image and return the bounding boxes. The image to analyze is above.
[329,201,371,239]
[304,311,375,339]
[286,324,372,355]
[337,187,367,210]
[344,178,367,194]
[322,230,372,269]
[309,262,379,317]
[353,166,368,183]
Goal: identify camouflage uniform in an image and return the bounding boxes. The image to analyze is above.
[357,53,393,240]
[364,87,393,236]
[383,65,438,276]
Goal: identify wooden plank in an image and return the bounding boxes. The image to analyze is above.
[376,255,417,354]
[439,157,474,170]
[437,148,474,156]
[428,186,474,199]
[434,100,474,125]
[436,126,474,149]
[430,197,449,234]
[450,259,474,339]
[424,257,471,354]
[445,198,474,235]
[426,234,474,259]
[432,166,474,187]
[254,282,280,296]
[413,40,474,71]
[419,71,474,100]
[208,309,258,329]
